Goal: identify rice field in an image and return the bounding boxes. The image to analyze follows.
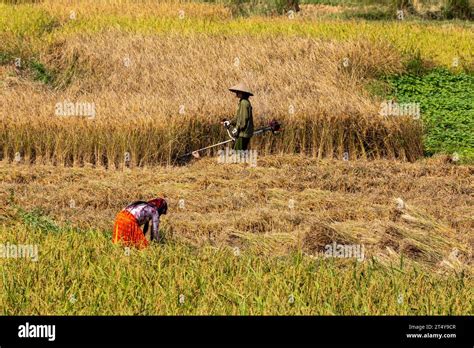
[1,225,471,315]
[1,157,473,315]
[1,1,473,165]
[0,0,473,315]
[2,33,426,166]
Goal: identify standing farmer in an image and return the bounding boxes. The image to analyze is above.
[225,83,254,151]
[112,198,167,249]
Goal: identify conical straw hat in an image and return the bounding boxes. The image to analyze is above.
[228,83,254,96]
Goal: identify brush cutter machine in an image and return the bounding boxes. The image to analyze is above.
[178,119,282,160]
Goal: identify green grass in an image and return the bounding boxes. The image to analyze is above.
[27,58,55,84]
[0,223,471,315]
[0,3,473,70]
[0,4,57,37]
[17,207,61,233]
[387,68,474,162]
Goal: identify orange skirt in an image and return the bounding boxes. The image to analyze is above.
[112,210,149,249]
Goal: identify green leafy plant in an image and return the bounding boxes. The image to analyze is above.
[388,68,474,162]
[18,208,61,233]
[28,59,54,84]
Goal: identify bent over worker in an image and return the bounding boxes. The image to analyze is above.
[226,83,254,151]
[112,198,167,249]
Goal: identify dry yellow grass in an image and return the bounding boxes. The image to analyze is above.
[2,0,473,166]
[2,156,472,274]
[1,34,422,165]
[47,0,229,19]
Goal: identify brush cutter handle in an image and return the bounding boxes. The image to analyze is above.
[176,119,281,162]
[226,127,236,141]
[221,119,236,140]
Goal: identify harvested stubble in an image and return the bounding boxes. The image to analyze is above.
[1,33,423,165]
[1,156,472,274]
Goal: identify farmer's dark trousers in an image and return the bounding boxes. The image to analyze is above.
[234,137,250,151]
